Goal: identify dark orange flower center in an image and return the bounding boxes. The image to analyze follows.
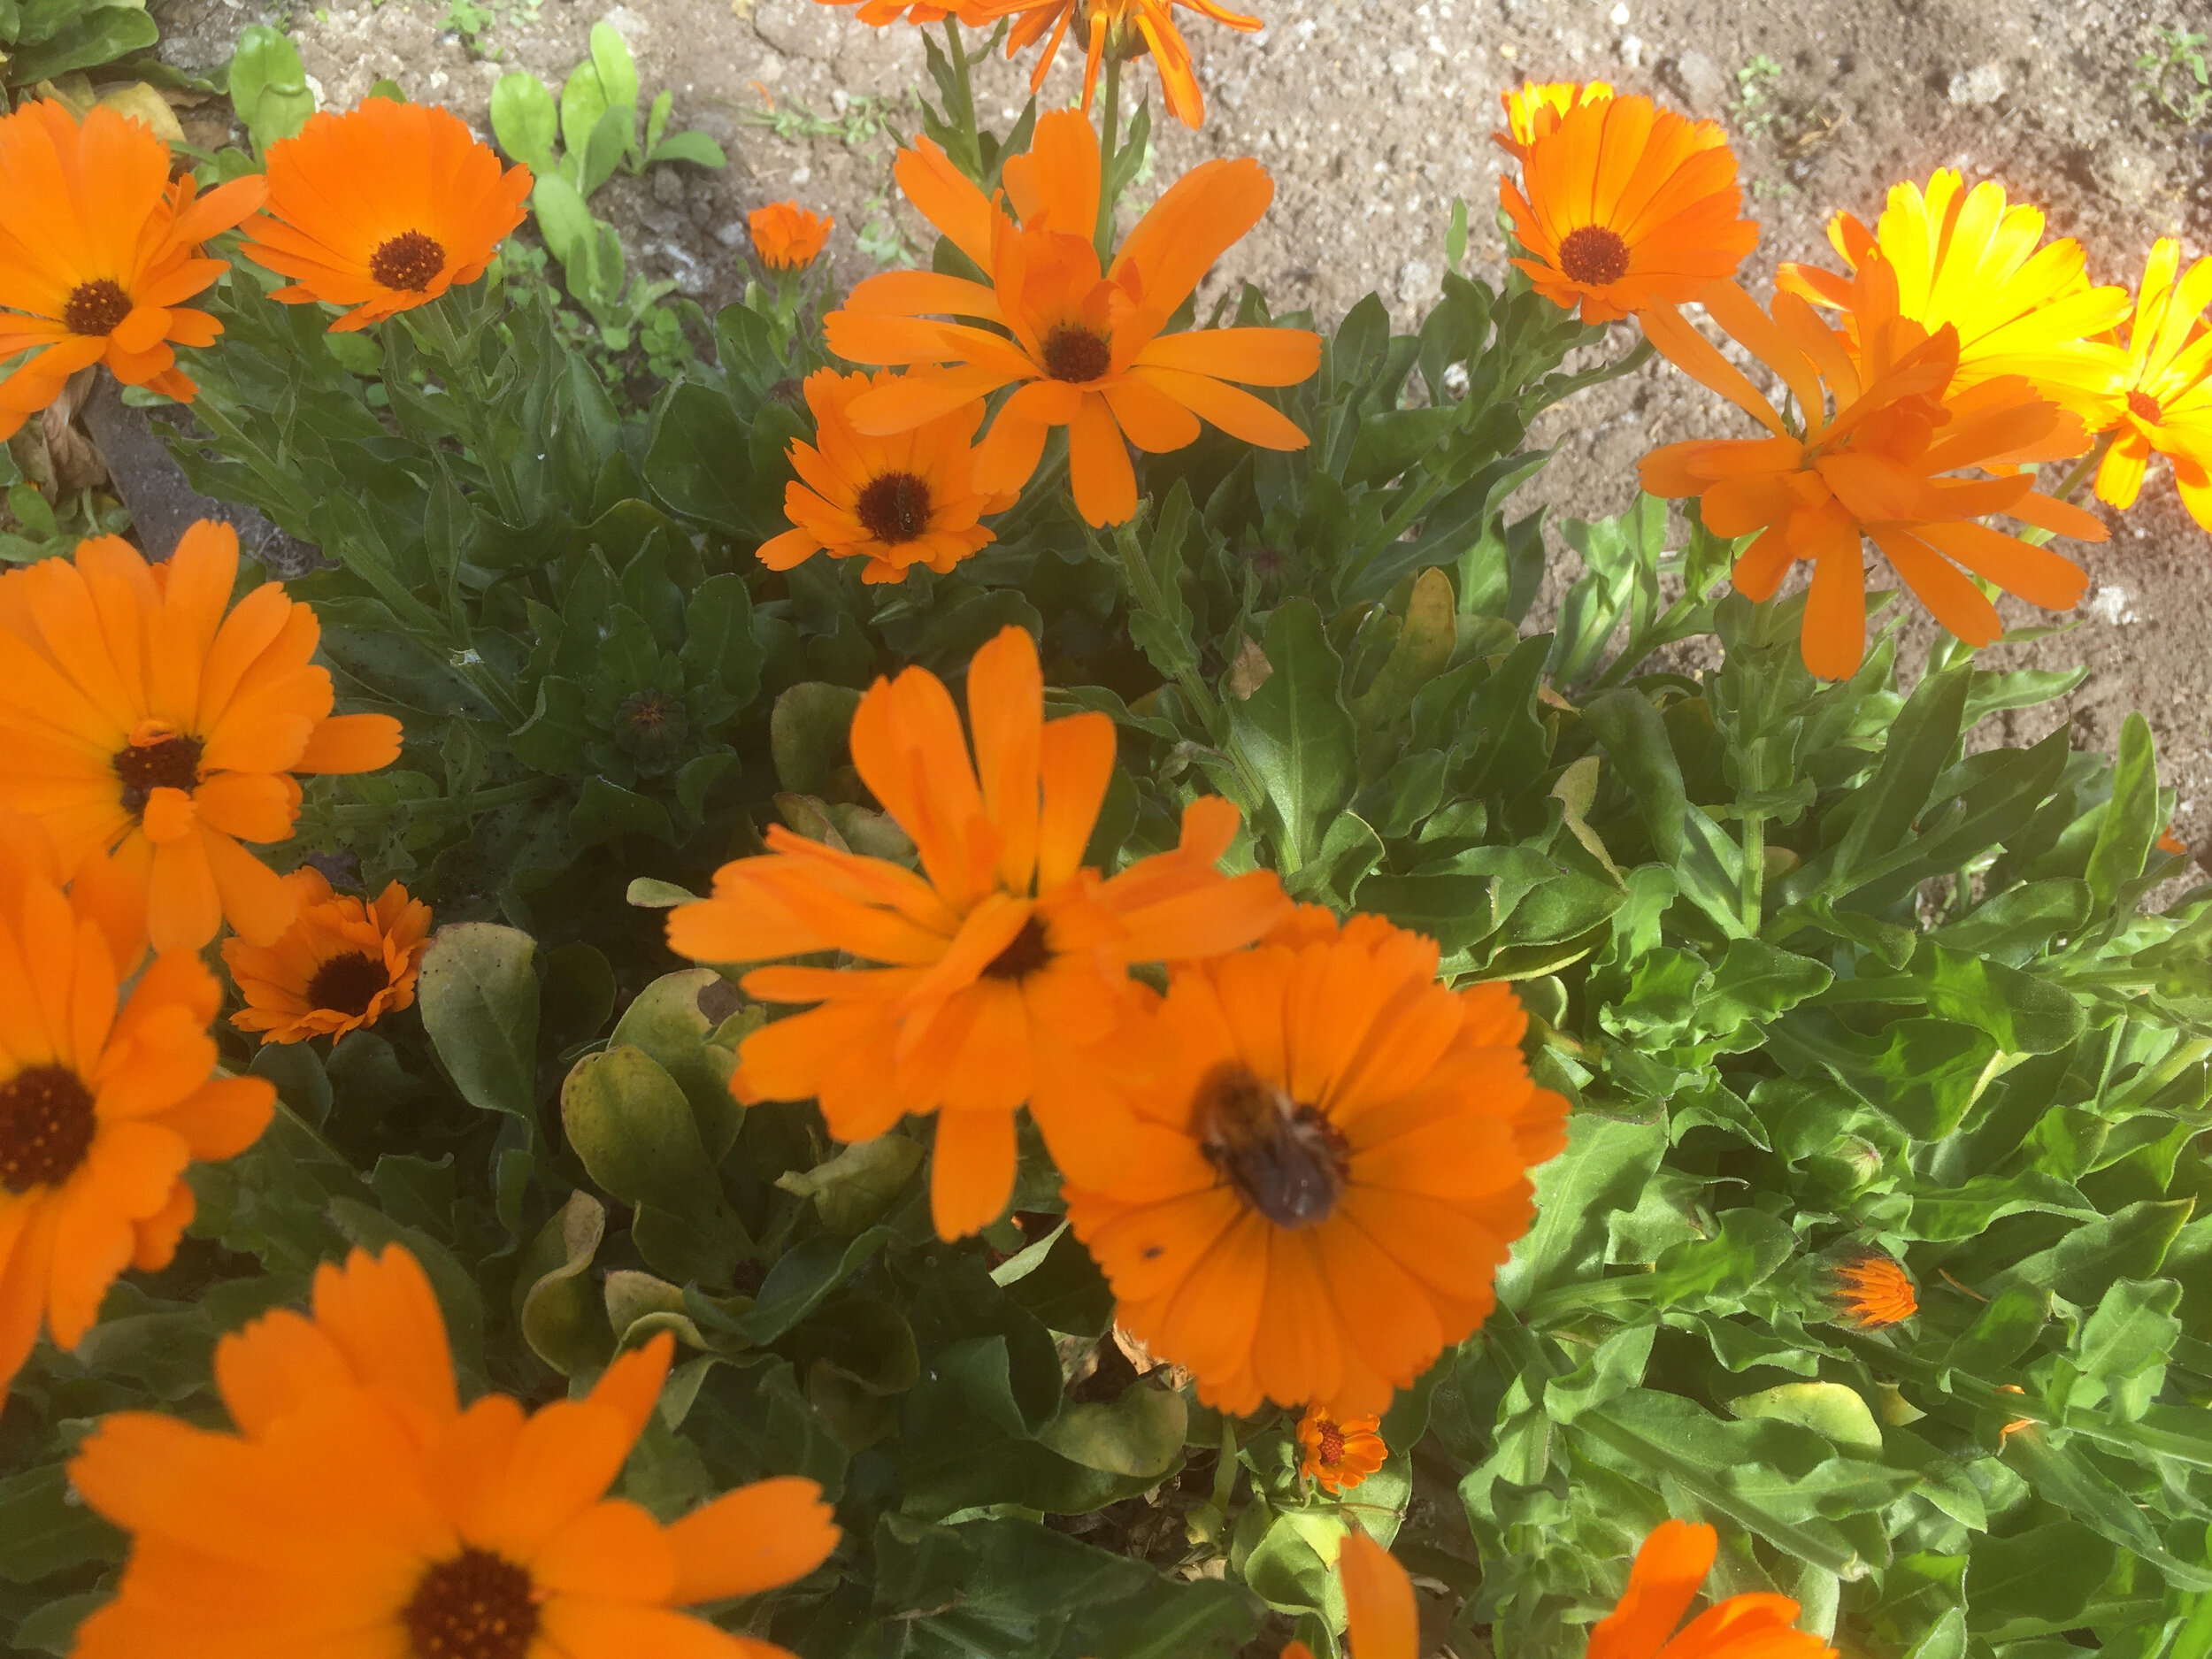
[1194,1063,1348,1229]
[307,951,390,1018]
[63,278,134,338]
[371,230,447,293]
[1557,224,1632,287]
[981,915,1053,982]
[1042,324,1113,384]
[855,471,933,544]
[1317,1419,1346,1465]
[2127,388,2163,426]
[403,1548,538,1659]
[113,733,204,816]
[0,1064,97,1194]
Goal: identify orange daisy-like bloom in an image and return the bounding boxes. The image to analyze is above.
[1824,1248,1917,1329]
[667,625,1288,1240]
[221,866,434,1045]
[1775,170,2129,422]
[750,201,833,273]
[0,812,274,1395]
[1500,92,1758,325]
[70,1244,841,1659]
[1061,906,1570,1417]
[816,0,989,22]
[2093,238,2212,531]
[0,100,266,440]
[0,520,403,953]
[1296,1404,1387,1495]
[1591,1521,1837,1659]
[1281,1531,1417,1659]
[825,108,1321,526]
[1638,261,2108,679]
[240,101,533,333]
[1494,78,1615,161]
[757,369,1014,585]
[980,0,1263,131]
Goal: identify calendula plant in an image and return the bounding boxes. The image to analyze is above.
[2,14,2211,1659]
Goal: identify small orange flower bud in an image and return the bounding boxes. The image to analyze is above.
[1824,1249,1918,1329]
[749,201,833,272]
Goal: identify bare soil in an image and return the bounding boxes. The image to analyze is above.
[154,0,2212,852]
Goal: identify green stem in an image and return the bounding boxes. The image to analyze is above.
[1094,53,1122,260]
[943,19,982,177]
[411,301,528,527]
[1741,812,1766,933]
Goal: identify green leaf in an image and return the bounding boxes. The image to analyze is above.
[608,970,745,1160]
[1037,1384,1187,1478]
[227,24,316,154]
[417,924,541,1120]
[1497,1114,1667,1310]
[570,775,676,846]
[1828,662,1969,890]
[2085,710,2161,916]
[1729,1381,1883,1453]
[561,1045,723,1216]
[649,129,727,168]
[490,71,559,173]
[1986,1200,2193,1306]
[645,382,773,538]
[517,1190,615,1376]
[0,1465,123,1584]
[1227,598,1356,874]
[1584,687,1687,863]
[588,19,641,122]
[741,1227,897,1344]
[6,3,157,83]
[1967,1522,2117,1631]
[1348,567,1456,728]
[776,1136,925,1234]
[998,1223,1115,1338]
[772,682,864,797]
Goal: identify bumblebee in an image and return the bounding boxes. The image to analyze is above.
[1191,1062,1348,1229]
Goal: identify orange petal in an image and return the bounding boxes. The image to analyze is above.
[664,1477,841,1603]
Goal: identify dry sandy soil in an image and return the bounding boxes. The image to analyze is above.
[153,0,2212,851]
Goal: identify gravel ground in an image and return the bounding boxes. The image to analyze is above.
[153,0,2212,855]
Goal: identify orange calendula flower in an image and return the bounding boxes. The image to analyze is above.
[758,368,1013,584]
[825,108,1321,526]
[1775,170,2129,422]
[0,520,404,952]
[1501,92,1757,324]
[1638,262,2108,678]
[667,625,1288,1240]
[1062,906,1570,1417]
[1281,1531,1418,1659]
[1824,1248,1917,1329]
[1494,78,1614,160]
[1297,1404,1387,1494]
[2093,238,2212,532]
[0,813,274,1395]
[1591,1520,1837,1659]
[983,0,1263,130]
[221,866,434,1045]
[750,200,834,272]
[240,101,533,333]
[69,1244,841,1659]
[0,100,266,439]
[817,0,989,22]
